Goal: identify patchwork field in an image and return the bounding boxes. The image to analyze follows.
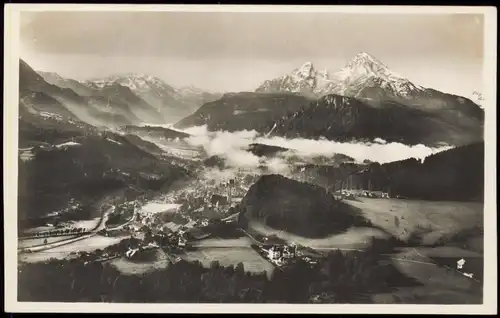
[191,236,254,248]
[183,247,275,278]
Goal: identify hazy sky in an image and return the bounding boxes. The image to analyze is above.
[20,11,484,96]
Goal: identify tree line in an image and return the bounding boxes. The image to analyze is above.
[362,142,484,201]
[20,227,88,239]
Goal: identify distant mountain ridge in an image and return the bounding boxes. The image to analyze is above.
[256,52,484,120]
[36,68,222,124]
[80,74,222,122]
[25,56,483,148]
[256,53,425,99]
[251,52,484,146]
[174,92,312,131]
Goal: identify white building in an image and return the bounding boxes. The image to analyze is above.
[125,248,139,258]
[282,245,296,259]
[178,237,187,248]
[267,246,282,260]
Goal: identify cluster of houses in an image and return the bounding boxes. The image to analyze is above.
[338,190,390,200]
[125,241,160,260]
[257,242,323,268]
[340,190,357,200]
[260,244,298,267]
[360,191,390,199]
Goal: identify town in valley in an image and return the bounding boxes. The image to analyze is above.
[13,8,488,305]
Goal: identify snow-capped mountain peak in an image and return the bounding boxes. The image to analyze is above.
[82,74,176,94]
[330,52,425,98]
[256,52,426,98]
[335,52,401,82]
[294,62,317,78]
[345,52,388,70]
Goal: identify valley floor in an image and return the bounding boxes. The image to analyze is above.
[16,139,484,304]
[18,194,484,304]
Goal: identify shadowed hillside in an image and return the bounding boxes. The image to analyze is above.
[267,94,483,147]
[18,131,190,227]
[237,174,372,237]
[174,92,311,131]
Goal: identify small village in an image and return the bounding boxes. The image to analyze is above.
[49,177,249,265]
[21,173,370,268]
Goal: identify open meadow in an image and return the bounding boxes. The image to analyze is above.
[18,236,79,249]
[247,198,483,252]
[183,247,275,278]
[19,235,125,263]
[347,198,483,249]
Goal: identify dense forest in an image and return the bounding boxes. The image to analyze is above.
[18,241,420,303]
[238,174,372,238]
[361,142,484,201]
[300,142,484,202]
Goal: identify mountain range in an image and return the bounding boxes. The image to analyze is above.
[20,51,484,149]
[257,53,425,99]
[80,74,222,121]
[34,67,222,126]
[177,52,483,147]
[16,52,486,226]
[256,52,482,115]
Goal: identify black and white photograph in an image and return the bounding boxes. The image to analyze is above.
[4,4,497,314]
